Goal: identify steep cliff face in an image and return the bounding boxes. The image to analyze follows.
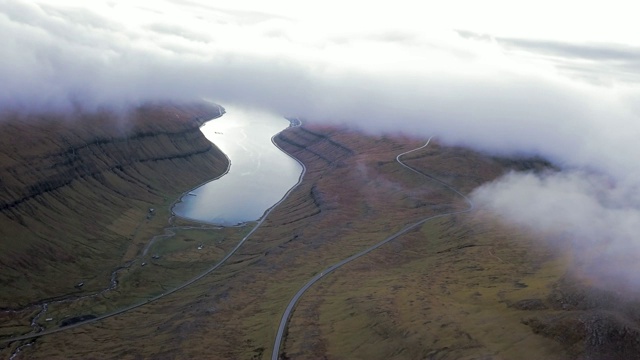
[0,103,228,307]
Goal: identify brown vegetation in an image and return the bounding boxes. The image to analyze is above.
[0,103,228,307]
[2,116,640,359]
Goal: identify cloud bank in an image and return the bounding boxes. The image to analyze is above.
[4,0,640,290]
[472,170,640,291]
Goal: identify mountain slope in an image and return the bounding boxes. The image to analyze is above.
[0,103,228,307]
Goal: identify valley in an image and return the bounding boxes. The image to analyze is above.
[1,105,640,359]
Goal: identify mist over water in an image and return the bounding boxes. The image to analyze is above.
[4,1,640,291]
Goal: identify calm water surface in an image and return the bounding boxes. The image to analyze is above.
[173,106,302,225]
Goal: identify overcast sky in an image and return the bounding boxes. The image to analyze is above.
[3,0,640,292]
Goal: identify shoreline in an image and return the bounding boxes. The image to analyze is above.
[0,111,307,345]
[170,111,304,227]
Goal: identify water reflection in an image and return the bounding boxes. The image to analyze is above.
[173,106,302,225]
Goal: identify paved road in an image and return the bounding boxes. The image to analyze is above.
[271,138,474,360]
[0,121,306,346]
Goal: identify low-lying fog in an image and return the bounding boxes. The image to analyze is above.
[3,0,640,291]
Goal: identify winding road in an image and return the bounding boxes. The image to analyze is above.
[271,138,474,360]
[4,126,473,360]
[1,120,306,346]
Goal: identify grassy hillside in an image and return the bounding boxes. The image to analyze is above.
[0,103,229,308]
[2,120,639,359]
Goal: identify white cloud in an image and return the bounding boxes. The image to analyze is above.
[4,0,640,289]
[472,170,640,291]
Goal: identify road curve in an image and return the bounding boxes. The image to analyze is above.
[271,137,474,360]
[1,120,306,346]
